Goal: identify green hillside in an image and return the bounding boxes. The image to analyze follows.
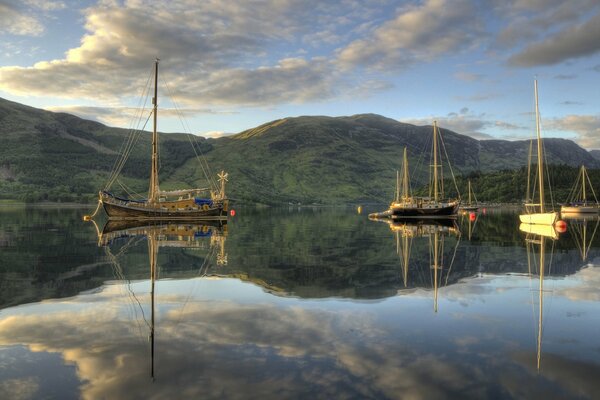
[0,97,598,205]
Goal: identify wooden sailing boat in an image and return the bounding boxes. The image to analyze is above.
[560,165,599,215]
[369,122,460,219]
[519,80,558,226]
[460,180,479,211]
[100,60,229,220]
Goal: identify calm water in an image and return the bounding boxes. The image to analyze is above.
[0,206,599,399]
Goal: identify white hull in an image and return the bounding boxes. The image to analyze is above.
[560,206,598,214]
[519,212,557,225]
[519,223,558,239]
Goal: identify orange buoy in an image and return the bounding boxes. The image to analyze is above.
[469,212,476,221]
[230,209,236,217]
[555,220,567,233]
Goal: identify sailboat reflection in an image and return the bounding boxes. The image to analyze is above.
[564,214,600,262]
[371,217,461,312]
[91,219,228,379]
[459,210,479,241]
[523,229,556,372]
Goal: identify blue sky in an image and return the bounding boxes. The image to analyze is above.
[1,0,599,148]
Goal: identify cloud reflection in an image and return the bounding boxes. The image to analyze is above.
[0,275,598,399]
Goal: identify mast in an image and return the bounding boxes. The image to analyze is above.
[526,140,533,204]
[403,147,409,201]
[433,231,439,313]
[582,166,586,203]
[537,235,545,371]
[149,231,158,380]
[433,121,439,204]
[149,59,160,204]
[468,180,472,206]
[534,80,544,213]
[395,170,400,202]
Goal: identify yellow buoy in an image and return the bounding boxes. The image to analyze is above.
[357,205,362,214]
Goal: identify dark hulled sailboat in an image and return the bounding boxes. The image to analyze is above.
[100,60,228,220]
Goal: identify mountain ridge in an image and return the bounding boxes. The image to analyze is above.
[0,97,598,204]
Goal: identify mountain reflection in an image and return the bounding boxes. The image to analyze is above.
[0,208,599,308]
[0,208,599,399]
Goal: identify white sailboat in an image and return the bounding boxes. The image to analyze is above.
[519,80,558,227]
[561,165,599,215]
[460,180,479,211]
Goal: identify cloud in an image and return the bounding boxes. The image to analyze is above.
[0,0,345,107]
[336,0,483,71]
[0,1,44,36]
[554,74,577,80]
[508,11,600,66]
[546,114,600,149]
[201,130,232,139]
[0,377,39,400]
[404,108,526,140]
[555,266,600,301]
[454,72,485,82]
[493,0,598,50]
[45,105,237,128]
[454,92,502,102]
[561,101,583,105]
[23,0,65,11]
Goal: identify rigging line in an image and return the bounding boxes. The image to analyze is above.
[566,171,582,203]
[172,243,219,330]
[105,111,153,190]
[105,68,154,188]
[105,244,151,336]
[538,117,556,209]
[105,77,151,184]
[444,233,461,287]
[105,79,153,190]
[160,75,219,191]
[585,169,600,204]
[116,179,143,200]
[438,129,462,200]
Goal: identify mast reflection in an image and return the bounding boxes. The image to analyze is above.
[91,219,228,379]
[371,217,461,312]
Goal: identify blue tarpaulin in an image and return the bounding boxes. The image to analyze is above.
[194,198,213,206]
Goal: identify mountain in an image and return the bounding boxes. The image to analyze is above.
[0,97,598,204]
[590,150,600,161]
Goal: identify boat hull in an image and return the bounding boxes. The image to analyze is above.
[519,223,558,239]
[460,206,479,212]
[560,206,598,214]
[102,199,227,220]
[390,202,459,218]
[519,212,557,225]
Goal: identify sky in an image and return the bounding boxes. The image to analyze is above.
[0,0,599,149]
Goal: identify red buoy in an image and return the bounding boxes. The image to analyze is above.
[469,212,476,222]
[230,209,236,217]
[555,220,567,233]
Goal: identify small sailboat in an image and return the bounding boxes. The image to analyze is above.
[98,60,229,220]
[560,165,599,215]
[460,180,479,211]
[369,122,460,219]
[519,80,558,226]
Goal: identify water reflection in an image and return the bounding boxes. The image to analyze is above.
[93,218,228,380]
[370,217,461,312]
[1,207,600,399]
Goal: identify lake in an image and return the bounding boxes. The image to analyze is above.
[0,205,599,399]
